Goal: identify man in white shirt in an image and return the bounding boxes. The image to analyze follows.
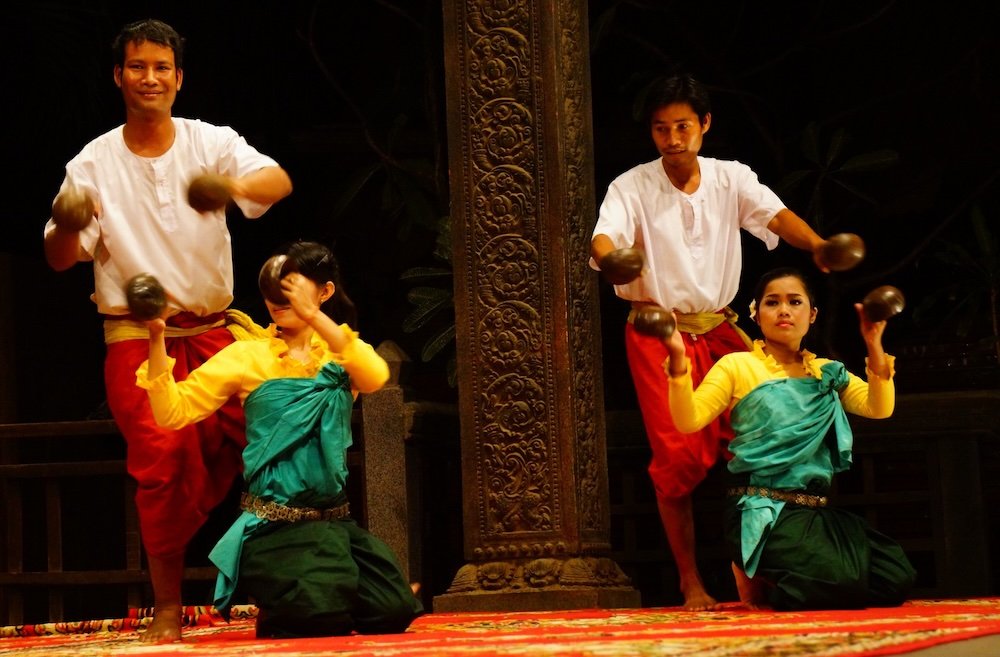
[43,18,292,642]
[591,72,831,610]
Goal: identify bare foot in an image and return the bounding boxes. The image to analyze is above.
[731,562,770,610]
[140,606,182,643]
[682,589,721,611]
[659,496,722,611]
[677,574,719,610]
[678,569,723,611]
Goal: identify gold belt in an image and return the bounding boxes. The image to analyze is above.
[627,305,733,342]
[727,486,828,508]
[240,492,351,522]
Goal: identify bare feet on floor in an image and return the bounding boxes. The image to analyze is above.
[680,576,722,611]
[140,605,182,643]
[682,588,722,611]
[731,561,770,610]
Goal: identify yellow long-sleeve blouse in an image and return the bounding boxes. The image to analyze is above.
[666,340,895,434]
[135,323,389,430]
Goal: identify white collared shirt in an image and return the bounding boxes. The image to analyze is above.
[45,117,280,316]
[592,156,783,313]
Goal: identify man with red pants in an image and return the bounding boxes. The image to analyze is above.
[591,71,832,610]
[43,19,292,642]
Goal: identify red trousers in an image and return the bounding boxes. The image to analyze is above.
[104,315,246,558]
[625,320,748,500]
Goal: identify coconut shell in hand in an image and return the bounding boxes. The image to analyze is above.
[125,273,167,321]
[51,187,95,232]
[258,254,298,304]
[818,233,866,272]
[187,173,232,213]
[862,285,905,322]
[600,248,645,285]
[632,305,676,339]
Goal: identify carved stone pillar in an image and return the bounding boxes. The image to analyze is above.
[434,0,640,612]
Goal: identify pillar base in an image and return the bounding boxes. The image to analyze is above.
[434,586,641,613]
[431,555,642,612]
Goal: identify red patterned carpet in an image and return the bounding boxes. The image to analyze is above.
[3,598,1000,656]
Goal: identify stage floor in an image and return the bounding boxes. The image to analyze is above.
[3,599,1000,657]
[905,634,1000,656]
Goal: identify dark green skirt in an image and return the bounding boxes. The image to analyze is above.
[724,500,916,610]
[239,519,423,638]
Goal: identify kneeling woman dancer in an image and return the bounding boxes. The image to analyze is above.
[136,240,423,637]
[663,267,916,610]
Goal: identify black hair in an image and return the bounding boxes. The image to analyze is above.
[640,71,712,126]
[752,267,818,310]
[112,19,185,69]
[268,240,358,330]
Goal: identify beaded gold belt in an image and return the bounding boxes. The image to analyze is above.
[727,486,828,508]
[240,492,350,522]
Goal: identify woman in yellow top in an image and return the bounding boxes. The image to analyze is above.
[663,267,915,610]
[136,240,422,638]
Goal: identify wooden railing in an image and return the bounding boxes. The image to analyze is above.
[0,419,145,624]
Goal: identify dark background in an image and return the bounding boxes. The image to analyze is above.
[4,0,998,416]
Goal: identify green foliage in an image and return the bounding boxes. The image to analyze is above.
[300,0,456,387]
[776,123,899,234]
[399,217,457,387]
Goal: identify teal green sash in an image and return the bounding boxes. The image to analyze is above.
[729,362,852,576]
[209,362,353,617]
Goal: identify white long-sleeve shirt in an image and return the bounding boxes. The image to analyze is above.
[44,117,280,316]
[591,156,784,313]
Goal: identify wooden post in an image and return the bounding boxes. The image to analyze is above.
[435,0,640,611]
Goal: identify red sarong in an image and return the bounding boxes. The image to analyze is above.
[625,320,747,499]
[104,314,246,557]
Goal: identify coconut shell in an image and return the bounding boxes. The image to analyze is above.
[632,305,676,339]
[818,233,866,272]
[125,273,167,321]
[600,248,645,285]
[51,187,95,232]
[258,254,298,304]
[187,173,232,213]
[862,285,905,322]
